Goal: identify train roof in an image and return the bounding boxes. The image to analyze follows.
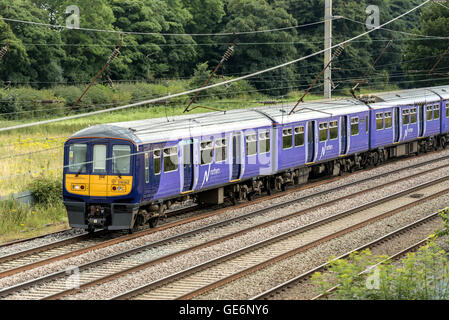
[68,85,449,145]
[368,85,449,109]
[69,99,370,144]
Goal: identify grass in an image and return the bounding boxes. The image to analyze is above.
[0,199,68,243]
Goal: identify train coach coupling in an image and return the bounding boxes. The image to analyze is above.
[87,205,108,232]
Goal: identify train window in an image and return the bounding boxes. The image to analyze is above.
[329,121,338,140]
[259,131,270,153]
[351,117,359,136]
[246,134,257,156]
[215,138,227,162]
[427,106,433,121]
[200,141,213,165]
[283,128,293,149]
[376,113,383,130]
[446,105,449,118]
[319,123,328,142]
[385,112,392,129]
[434,105,440,119]
[402,109,410,125]
[365,116,369,133]
[113,145,131,174]
[153,150,161,175]
[93,145,107,173]
[294,126,304,147]
[163,147,178,172]
[145,153,149,183]
[68,144,87,173]
[410,108,417,124]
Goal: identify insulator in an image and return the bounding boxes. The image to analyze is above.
[222,45,235,62]
[106,47,121,65]
[0,44,9,59]
[332,45,344,60]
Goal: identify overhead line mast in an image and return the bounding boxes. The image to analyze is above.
[324,0,332,99]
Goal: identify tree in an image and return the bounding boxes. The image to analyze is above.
[221,0,298,96]
[403,1,449,88]
[0,0,65,87]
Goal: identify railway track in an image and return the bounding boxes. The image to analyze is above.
[109,177,448,300]
[1,151,447,286]
[1,148,447,253]
[251,212,441,300]
[0,153,448,299]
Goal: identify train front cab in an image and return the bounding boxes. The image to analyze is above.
[63,138,139,231]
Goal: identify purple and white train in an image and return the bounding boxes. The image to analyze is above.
[63,85,449,233]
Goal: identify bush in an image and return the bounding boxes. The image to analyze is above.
[28,176,63,205]
[8,87,65,117]
[312,240,449,300]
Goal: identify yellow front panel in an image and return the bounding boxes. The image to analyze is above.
[65,174,133,197]
[65,174,90,196]
[108,175,133,196]
[90,175,109,197]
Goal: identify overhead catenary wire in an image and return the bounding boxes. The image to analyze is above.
[0,16,340,37]
[0,0,432,133]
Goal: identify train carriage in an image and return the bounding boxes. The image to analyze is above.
[63,84,449,233]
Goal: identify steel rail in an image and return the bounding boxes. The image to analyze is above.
[251,211,440,300]
[108,176,449,300]
[1,153,448,298]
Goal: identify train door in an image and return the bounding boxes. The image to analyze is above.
[182,139,194,192]
[307,121,315,163]
[340,116,348,155]
[394,107,400,143]
[419,105,425,137]
[231,133,242,181]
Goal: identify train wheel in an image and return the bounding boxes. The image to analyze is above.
[149,217,159,228]
[87,226,95,235]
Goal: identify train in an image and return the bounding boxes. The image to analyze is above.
[63,84,449,233]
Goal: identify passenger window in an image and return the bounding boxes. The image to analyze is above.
[200,141,213,165]
[163,147,178,172]
[215,139,227,162]
[351,117,359,136]
[283,128,293,149]
[68,143,87,173]
[365,116,369,133]
[410,108,417,124]
[113,145,131,174]
[145,153,149,183]
[319,123,328,142]
[329,121,338,140]
[446,105,449,118]
[434,105,440,119]
[246,134,257,156]
[427,106,433,121]
[153,149,161,175]
[385,112,392,129]
[402,109,410,125]
[93,145,107,173]
[259,131,270,153]
[294,126,304,147]
[376,113,383,130]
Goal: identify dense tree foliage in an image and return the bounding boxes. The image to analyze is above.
[0,0,444,96]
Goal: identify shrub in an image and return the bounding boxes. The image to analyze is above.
[312,240,449,300]
[28,176,63,206]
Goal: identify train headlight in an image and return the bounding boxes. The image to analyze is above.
[72,184,86,191]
